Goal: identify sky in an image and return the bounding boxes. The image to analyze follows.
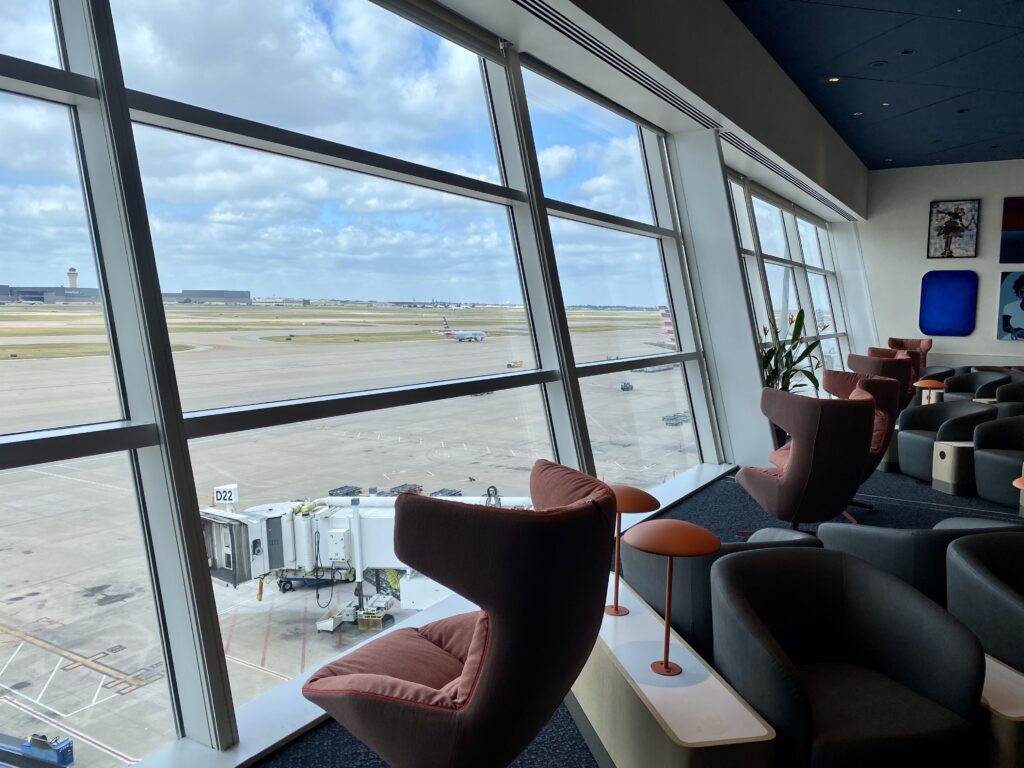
[0,0,667,306]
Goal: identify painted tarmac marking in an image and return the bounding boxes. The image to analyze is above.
[1,695,138,764]
[37,658,61,702]
[27,467,132,494]
[0,642,23,677]
[260,597,275,668]
[0,623,152,694]
[224,655,289,681]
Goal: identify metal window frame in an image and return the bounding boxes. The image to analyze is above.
[0,0,717,755]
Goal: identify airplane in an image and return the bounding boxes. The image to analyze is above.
[439,317,486,342]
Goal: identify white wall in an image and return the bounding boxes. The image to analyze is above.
[858,160,1024,365]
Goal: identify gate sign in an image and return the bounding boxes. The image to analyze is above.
[214,484,239,505]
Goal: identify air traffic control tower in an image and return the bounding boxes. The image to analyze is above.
[67,267,78,289]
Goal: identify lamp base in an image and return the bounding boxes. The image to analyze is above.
[604,604,629,616]
[651,660,682,677]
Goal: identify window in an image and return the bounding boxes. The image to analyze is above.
[523,69,653,223]
[110,0,500,181]
[0,0,711,759]
[729,176,850,376]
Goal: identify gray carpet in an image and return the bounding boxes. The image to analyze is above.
[253,703,598,767]
[661,468,1022,542]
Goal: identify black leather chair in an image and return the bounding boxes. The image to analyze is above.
[817,517,1024,605]
[896,401,996,482]
[943,371,1010,402]
[997,379,1024,404]
[711,548,984,768]
[974,416,1024,508]
[620,527,820,661]
[947,532,1024,673]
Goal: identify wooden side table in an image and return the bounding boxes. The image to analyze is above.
[623,519,720,676]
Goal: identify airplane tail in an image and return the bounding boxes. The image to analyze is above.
[658,305,677,348]
[441,317,455,336]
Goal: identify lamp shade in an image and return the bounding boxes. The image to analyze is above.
[610,485,660,515]
[624,519,720,557]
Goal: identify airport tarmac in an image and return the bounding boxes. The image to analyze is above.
[0,304,699,765]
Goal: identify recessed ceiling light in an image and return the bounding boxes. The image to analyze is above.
[885,158,894,163]
[882,102,891,106]
[870,60,889,67]
[827,76,841,83]
[853,111,864,116]
[900,49,915,55]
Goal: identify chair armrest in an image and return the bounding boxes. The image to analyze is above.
[304,672,456,709]
[711,559,812,760]
[843,558,985,721]
[817,524,916,584]
[977,375,1011,398]
[937,406,996,441]
[898,403,947,431]
[974,416,1024,450]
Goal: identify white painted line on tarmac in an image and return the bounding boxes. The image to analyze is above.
[28,467,132,494]
[1,695,138,764]
[36,658,61,702]
[225,654,290,681]
[0,642,23,678]
[91,675,106,705]
[0,683,68,717]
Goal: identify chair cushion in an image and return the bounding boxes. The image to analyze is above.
[437,613,489,706]
[974,448,1024,507]
[769,443,791,469]
[799,662,975,768]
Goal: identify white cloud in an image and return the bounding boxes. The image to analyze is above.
[537,145,577,181]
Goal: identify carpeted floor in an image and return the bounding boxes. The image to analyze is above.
[660,468,1022,542]
[252,703,598,768]
[253,468,1021,767]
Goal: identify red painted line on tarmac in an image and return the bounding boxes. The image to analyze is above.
[223,608,238,654]
[260,596,274,668]
[1,695,137,764]
[300,604,308,673]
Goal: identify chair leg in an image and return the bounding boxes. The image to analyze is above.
[842,510,859,524]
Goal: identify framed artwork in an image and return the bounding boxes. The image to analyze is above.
[999,197,1024,264]
[919,270,977,336]
[927,199,980,259]
[998,271,1024,340]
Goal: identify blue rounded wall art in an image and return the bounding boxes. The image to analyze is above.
[919,270,978,337]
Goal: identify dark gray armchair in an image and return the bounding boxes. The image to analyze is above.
[620,527,820,661]
[817,518,1024,605]
[896,401,996,482]
[943,371,1010,402]
[997,379,1024,404]
[711,548,985,768]
[974,416,1024,508]
[947,532,1024,673]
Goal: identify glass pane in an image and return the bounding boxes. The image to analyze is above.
[826,275,847,333]
[523,69,652,223]
[764,263,801,335]
[580,370,698,487]
[0,455,176,763]
[730,180,754,251]
[751,197,788,259]
[807,273,835,335]
[189,387,551,706]
[797,219,824,269]
[134,126,533,412]
[548,218,678,361]
[743,256,771,340]
[0,92,123,435]
[0,2,59,68]
[110,0,499,181]
[820,336,843,371]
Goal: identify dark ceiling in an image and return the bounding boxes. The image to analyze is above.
[726,0,1024,169]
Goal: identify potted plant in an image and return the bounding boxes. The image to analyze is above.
[760,309,822,444]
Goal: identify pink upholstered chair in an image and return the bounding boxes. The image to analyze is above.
[738,388,873,529]
[303,460,616,768]
[823,370,901,481]
[889,337,933,369]
[862,349,917,408]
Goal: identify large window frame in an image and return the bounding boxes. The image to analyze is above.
[728,173,851,379]
[0,0,713,755]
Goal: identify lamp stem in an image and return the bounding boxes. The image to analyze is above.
[613,511,622,608]
[663,556,673,669]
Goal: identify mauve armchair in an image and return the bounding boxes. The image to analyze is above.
[822,370,900,481]
[849,353,914,409]
[869,346,922,387]
[737,388,873,529]
[888,337,933,368]
[303,460,616,768]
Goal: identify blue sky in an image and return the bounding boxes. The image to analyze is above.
[0,0,664,307]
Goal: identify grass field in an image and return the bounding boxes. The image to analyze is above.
[0,343,193,359]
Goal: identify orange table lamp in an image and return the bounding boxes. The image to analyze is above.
[623,519,720,676]
[605,485,660,617]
